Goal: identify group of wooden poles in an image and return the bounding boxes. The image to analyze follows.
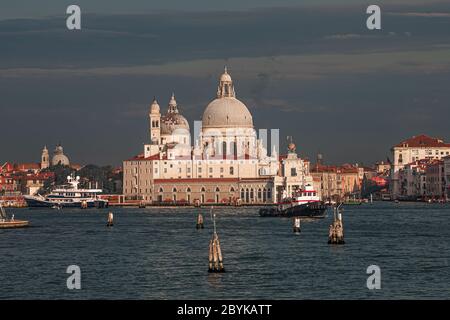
[292,204,345,245]
[196,208,225,273]
[104,204,344,274]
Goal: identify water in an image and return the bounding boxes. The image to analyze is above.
[1,202,449,299]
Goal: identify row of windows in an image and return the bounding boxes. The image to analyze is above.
[129,166,236,175]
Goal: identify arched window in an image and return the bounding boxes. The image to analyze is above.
[263,188,267,201]
[216,187,220,192]
[159,187,164,193]
[173,187,177,192]
[187,187,191,192]
[230,187,235,193]
[201,187,206,192]
[246,188,249,202]
[229,166,234,175]
[222,141,227,159]
[250,189,254,200]
[258,188,262,199]
[241,188,245,200]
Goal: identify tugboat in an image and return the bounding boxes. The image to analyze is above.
[259,184,327,218]
[24,175,108,208]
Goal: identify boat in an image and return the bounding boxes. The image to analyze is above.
[24,175,108,208]
[343,194,362,205]
[259,184,327,218]
[0,201,30,228]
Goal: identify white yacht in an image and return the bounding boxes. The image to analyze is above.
[24,175,108,208]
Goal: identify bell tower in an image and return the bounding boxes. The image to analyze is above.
[41,145,49,169]
[149,98,161,145]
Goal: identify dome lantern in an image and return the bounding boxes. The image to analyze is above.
[217,66,235,98]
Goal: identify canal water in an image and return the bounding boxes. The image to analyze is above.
[1,202,449,299]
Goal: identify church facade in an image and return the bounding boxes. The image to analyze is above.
[123,68,313,205]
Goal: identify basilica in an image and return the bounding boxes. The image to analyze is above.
[123,68,313,205]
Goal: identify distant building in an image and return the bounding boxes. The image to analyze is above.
[390,134,450,199]
[444,156,450,200]
[375,160,391,175]
[426,160,446,199]
[397,159,429,199]
[311,161,363,200]
[123,68,312,204]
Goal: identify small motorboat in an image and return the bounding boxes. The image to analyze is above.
[0,202,29,229]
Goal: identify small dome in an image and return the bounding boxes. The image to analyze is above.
[160,94,189,135]
[202,97,253,128]
[52,154,70,166]
[150,98,160,114]
[160,113,190,135]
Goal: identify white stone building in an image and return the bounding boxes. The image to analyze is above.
[123,68,312,204]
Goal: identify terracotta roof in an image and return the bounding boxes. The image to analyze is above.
[126,153,161,161]
[394,134,450,148]
[15,163,40,170]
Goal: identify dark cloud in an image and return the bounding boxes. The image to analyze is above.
[1,3,450,165]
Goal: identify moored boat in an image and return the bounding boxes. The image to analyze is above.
[0,202,29,229]
[259,184,327,218]
[24,175,108,209]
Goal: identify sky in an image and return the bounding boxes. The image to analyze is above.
[1,1,450,166]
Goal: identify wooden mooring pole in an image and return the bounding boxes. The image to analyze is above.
[328,204,345,245]
[293,217,301,233]
[208,207,225,273]
[196,213,204,229]
[107,212,114,227]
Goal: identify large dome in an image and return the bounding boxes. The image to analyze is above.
[202,67,253,129]
[202,97,253,128]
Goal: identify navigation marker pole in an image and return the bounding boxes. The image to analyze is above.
[208,206,225,273]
